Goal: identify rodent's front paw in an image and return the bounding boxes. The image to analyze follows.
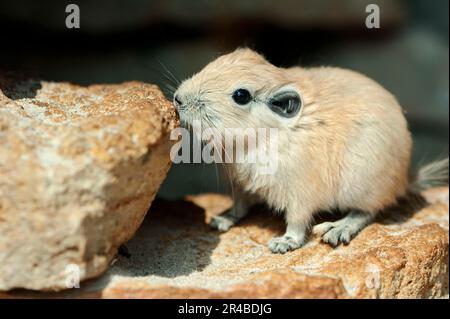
[268,235,303,254]
[209,215,235,232]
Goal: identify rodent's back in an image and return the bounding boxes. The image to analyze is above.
[287,66,412,213]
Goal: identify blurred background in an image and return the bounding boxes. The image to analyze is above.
[0,0,448,199]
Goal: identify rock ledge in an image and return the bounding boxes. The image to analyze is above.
[2,188,448,298]
[0,77,178,291]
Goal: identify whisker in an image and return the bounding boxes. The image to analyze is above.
[141,63,179,87]
[160,87,177,100]
[139,63,181,101]
[156,59,182,85]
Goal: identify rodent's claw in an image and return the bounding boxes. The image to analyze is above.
[315,211,371,247]
[209,215,235,232]
[268,235,303,254]
[321,225,352,247]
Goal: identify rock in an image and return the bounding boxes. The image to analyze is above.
[0,76,178,291]
[2,187,447,298]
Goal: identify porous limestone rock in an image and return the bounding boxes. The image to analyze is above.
[2,187,447,298]
[0,76,178,291]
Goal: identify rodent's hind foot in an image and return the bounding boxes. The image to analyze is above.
[268,235,304,254]
[209,204,250,232]
[209,214,237,232]
[317,222,353,246]
[313,210,373,247]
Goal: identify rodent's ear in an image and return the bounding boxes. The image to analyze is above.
[268,89,302,118]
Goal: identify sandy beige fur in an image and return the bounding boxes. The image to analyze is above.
[174,48,446,253]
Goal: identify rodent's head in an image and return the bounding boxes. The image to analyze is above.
[174,48,307,131]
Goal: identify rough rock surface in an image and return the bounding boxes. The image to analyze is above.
[0,76,178,291]
[3,187,448,298]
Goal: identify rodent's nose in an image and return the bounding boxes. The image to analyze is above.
[173,94,183,108]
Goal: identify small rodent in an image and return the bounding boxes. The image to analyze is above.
[173,48,448,253]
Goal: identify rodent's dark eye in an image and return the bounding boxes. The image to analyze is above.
[232,89,252,105]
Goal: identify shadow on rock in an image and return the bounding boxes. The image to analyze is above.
[110,197,221,278]
[0,74,42,100]
[311,191,429,229]
[239,203,285,234]
[376,191,429,225]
